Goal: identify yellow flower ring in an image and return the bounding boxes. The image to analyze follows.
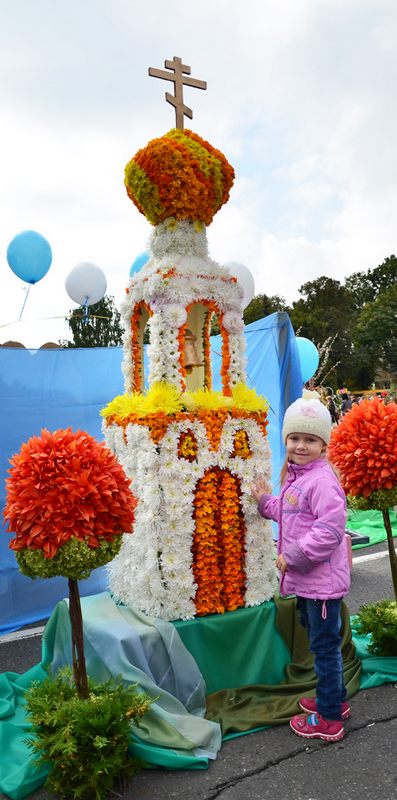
[124,129,235,226]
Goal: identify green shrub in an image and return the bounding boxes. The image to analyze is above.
[354,599,397,656]
[25,667,152,799]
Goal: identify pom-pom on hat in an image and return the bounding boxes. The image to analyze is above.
[282,390,332,445]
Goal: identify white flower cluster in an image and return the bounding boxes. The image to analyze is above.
[151,218,209,260]
[105,416,276,620]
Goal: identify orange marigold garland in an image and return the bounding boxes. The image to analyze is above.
[203,309,213,390]
[193,467,246,615]
[193,469,224,615]
[130,302,152,392]
[219,313,232,396]
[218,470,246,611]
[4,427,137,579]
[178,431,198,462]
[232,430,252,459]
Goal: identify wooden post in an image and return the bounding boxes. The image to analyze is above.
[382,508,397,604]
[68,578,90,699]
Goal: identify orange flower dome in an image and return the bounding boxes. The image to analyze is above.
[4,428,137,577]
[329,397,397,505]
[124,128,235,226]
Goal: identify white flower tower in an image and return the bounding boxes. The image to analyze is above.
[102,58,277,620]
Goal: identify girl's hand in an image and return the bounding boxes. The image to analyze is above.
[251,475,270,502]
[276,554,288,575]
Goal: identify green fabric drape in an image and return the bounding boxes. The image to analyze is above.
[174,600,291,695]
[205,597,361,735]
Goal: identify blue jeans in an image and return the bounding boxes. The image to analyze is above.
[296,596,347,721]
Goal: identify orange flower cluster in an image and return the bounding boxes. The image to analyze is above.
[4,428,137,559]
[178,431,198,462]
[203,310,212,390]
[329,397,397,497]
[124,129,235,226]
[218,470,246,611]
[130,302,152,392]
[193,467,246,615]
[233,430,252,459]
[106,408,268,449]
[220,315,232,396]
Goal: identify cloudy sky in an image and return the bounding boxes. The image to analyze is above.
[1,0,396,347]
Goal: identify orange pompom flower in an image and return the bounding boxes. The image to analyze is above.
[4,428,137,580]
[124,129,235,226]
[328,397,397,508]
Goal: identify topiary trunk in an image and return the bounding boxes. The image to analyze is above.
[68,578,89,699]
[382,509,397,604]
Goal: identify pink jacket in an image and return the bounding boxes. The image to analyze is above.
[258,458,350,600]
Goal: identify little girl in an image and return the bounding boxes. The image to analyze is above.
[252,390,350,742]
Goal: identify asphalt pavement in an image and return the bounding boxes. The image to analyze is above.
[1,540,396,800]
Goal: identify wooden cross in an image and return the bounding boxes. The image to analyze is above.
[148,56,207,129]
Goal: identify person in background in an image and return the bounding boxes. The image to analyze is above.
[252,390,350,742]
[324,387,339,424]
[340,392,352,416]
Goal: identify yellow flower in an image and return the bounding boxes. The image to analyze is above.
[143,382,184,415]
[183,389,233,412]
[100,392,146,420]
[231,383,269,413]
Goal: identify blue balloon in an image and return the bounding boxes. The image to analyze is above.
[7,230,52,284]
[295,336,319,383]
[129,251,149,276]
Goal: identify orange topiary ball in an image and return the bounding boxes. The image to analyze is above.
[329,397,397,501]
[124,128,235,226]
[4,428,136,576]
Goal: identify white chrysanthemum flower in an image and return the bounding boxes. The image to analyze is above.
[162,303,188,327]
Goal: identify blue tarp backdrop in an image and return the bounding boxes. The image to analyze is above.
[0,312,302,633]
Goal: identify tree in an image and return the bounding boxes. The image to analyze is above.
[345,255,397,313]
[4,428,136,699]
[243,293,289,325]
[289,277,359,387]
[60,295,124,348]
[354,285,397,377]
[210,293,288,335]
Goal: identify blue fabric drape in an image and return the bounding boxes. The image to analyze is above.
[0,312,301,632]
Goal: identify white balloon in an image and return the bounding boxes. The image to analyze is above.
[225,261,255,309]
[65,262,107,306]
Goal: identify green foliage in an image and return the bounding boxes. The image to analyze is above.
[60,295,124,348]
[25,667,152,800]
[347,487,397,512]
[354,285,397,376]
[354,600,397,656]
[290,277,359,388]
[210,293,288,335]
[15,536,122,580]
[243,293,289,325]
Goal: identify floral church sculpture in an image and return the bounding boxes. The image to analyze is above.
[101,57,277,620]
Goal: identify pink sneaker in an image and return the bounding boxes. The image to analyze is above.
[298,697,351,720]
[290,712,344,742]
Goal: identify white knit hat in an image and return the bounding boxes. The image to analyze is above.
[282,390,332,444]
